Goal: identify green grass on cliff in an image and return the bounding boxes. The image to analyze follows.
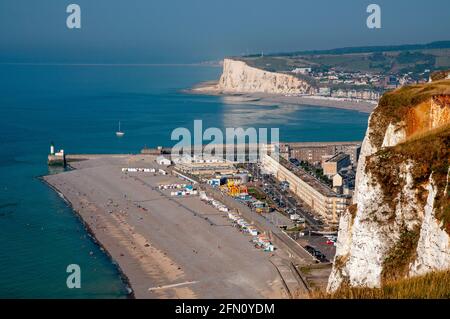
[365,124,449,281]
[431,70,450,81]
[313,270,450,299]
[379,80,450,115]
[368,79,450,148]
[381,226,421,282]
[393,125,450,233]
[367,124,450,233]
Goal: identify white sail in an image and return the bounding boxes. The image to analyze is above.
[116,121,125,137]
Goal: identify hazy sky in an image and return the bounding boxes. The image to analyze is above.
[1,0,449,63]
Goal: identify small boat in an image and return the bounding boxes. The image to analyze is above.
[116,121,125,137]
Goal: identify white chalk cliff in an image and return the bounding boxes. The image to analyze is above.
[327,77,450,292]
[196,58,310,95]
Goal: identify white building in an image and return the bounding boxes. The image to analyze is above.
[291,67,312,74]
[156,156,171,166]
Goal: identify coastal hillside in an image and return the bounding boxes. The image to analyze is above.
[195,58,311,95]
[431,70,450,81]
[242,41,450,76]
[327,74,450,292]
[193,42,450,104]
[218,59,311,94]
[235,41,450,101]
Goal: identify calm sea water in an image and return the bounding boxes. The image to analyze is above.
[0,64,369,298]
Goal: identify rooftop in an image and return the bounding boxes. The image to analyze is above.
[283,141,361,148]
[279,157,344,198]
[325,152,350,163]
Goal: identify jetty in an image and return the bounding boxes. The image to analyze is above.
[47,142,66,166]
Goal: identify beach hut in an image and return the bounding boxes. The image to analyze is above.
[247,227,258,236]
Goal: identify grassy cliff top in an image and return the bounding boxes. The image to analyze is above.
[378,79,450,118]
[314,270,450,299]
[431,70,450,81]
[369,79,450,148]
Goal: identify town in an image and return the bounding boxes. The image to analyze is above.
[150,140,361,290]
[47,138,361,297]
[239,44,450,103]
[289,66,430,101]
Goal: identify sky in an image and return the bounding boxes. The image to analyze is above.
[0,0,449,63]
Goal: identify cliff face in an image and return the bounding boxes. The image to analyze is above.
[216,59,310,94]
[328,77,450,292]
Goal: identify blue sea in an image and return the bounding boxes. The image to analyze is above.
[0,64,369,298]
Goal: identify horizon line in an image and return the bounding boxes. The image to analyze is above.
[0,62,221,67]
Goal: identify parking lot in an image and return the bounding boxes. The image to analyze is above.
[247,163,326,231]
[297,235,336,262]
[261,211,295,228]
[241,163,340,263]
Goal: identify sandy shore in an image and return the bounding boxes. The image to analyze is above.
[43,155,288,299]
[187,81,377,113]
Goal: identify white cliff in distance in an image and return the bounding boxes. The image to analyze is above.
[194,58,310,95]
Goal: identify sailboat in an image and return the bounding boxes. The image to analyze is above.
[116,121,125,137]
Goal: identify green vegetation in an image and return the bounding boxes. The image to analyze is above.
[312,270,450,299]
[431,70,450,81]
[396,51,435,64]
[367,124,450,235]
[436,55,450,68]
[240,47,450,75]
[247,187,266,201]
[238,56,309,73]
[285,225,305,232]
[298,161,332,187]
[365,149,407,213]
[381,225,421,282]
[369,79,450,148]
[249,40,450,58]
[304,49,448,74]
[393,125,450,235]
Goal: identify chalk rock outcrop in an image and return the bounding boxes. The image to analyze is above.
[195,58,310,95]
[217,59,310,94]
[327,75,450,292]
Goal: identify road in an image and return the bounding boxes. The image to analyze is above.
[247,163,324,231]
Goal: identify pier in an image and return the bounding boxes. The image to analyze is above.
[47,142,66,166]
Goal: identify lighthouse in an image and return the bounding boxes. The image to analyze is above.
[50,142,55,155]
[48,142,66,166]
